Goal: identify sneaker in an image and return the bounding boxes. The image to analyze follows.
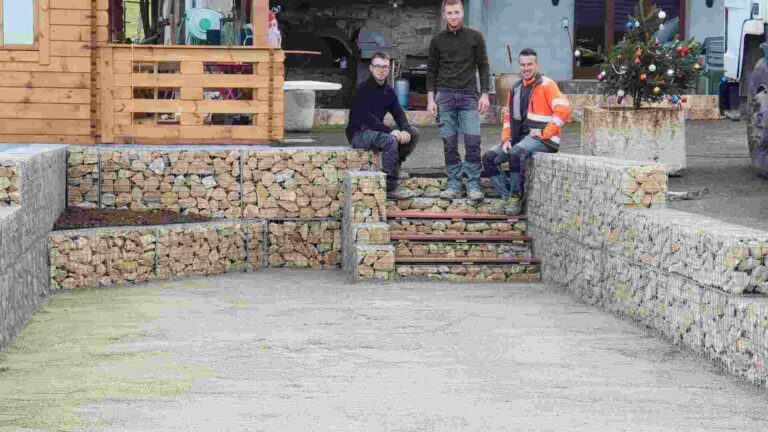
[439,188,461,199]
[388,185,417,200]
[467,189,484,201]
[398,169,410,179]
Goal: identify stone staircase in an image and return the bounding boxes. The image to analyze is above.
[386,186,541,283]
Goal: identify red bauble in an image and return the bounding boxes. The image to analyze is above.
[681,96,688,103]
[654,39,660,46]
[597,73,604,81]
[698,57,704,65]
[640,73,647,81]
[634,58,641,64]
[635,49,642,56]
[676,46,683,53]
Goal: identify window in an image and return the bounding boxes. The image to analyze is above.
[1,0,36,45]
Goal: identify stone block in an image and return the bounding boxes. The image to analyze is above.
[284,89,315,132]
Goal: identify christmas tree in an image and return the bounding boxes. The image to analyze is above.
[595,0,703,110]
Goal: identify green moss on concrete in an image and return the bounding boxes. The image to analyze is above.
[0,286,213,431]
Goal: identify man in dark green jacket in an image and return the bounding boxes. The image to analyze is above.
[426,0,491,201]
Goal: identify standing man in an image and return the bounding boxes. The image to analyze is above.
[482,48,571,215]
[426,0,491,201]
[346,51,419,199]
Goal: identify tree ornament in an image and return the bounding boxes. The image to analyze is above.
[658,10,666,20]
[620,65,627,73]
[698,57,705,66]
[721,76,729,83]
[673,95,679,103]
[574,50,581,58]
[634,58,641,65]
[653,86,661,95]
[627,21,634,29]
[693,63,701,70]
[681,96,688,103]
[654,39,661,47]
[617,89,625,97]
[597,73,604,81]
[659,23,664,30]
[635,49,642,56]
[634,21,640,28]
[648,64,657,72]
[676,46,683,53]
[667,69,675,77]
[640,73,647,81]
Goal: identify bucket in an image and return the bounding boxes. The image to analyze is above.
[394,77,410,110]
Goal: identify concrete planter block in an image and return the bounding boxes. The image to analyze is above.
[581,107,687,175]
[284,89,316,132]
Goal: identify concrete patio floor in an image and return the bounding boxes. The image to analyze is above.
[2,270,767,431]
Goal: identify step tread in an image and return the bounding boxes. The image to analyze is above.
[391,234,532,242]
[388,211,526,221]
[396,256,540,264]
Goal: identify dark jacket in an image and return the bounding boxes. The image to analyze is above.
[345,76,411,143]
[426,26,490,94]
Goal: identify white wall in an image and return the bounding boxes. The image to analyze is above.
[688,0,724,43]
[470,0,575,81]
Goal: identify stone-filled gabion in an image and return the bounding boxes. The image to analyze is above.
[267,221,341,269]
[242,149,380,219]
[396,264,540,282]
[49,221,266,289]
[528,152,768,388]
[352,245,396,282]
[388,219,527,237]
[157,223,247,278]
[100,150,242,218]
[345,171,387,224]
[67,147,99,208]
[50,228,158,289]
[0,165,19,205]
[394,241,532,260]
[399,178,497,198]
[387,198,508,215]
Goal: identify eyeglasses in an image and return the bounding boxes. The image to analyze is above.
[371,64,390,70]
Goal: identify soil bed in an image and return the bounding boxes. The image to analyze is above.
[53,208,213,231]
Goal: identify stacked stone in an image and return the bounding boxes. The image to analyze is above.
[0,165,18,205]
[399,178,497,198]
[267,221,341,269]
[157,223,247,278]
[342,171,395,282]
[49,221,266,289]
[396,265,539,282]
[394,242,531,260]
[388,197,505,214]
[66,147,99,207]
[389,219,527,237]
[241,149,380,219]
[100,150,241,218]
[528,152,768,388]
[50,228,158,289]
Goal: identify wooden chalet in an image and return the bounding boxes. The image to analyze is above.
[0,0,284,145]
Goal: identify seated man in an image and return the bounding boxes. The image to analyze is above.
[482,48,571,214]
[346,51,419,199]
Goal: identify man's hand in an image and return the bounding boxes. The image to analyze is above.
[390,130,411,144]
[427,91,437,117]
[478,93,490,114]
[530,129,542,138]
[501,140,512,154]
[427,100,438,117]
[390,130,403,143]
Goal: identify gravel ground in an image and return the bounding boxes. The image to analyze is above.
[291,120,768,231]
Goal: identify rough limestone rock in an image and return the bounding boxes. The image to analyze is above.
[284,89,316,132]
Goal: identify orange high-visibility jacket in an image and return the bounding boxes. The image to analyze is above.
[501,74,571,150]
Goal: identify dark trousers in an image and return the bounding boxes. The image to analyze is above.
[351,126,419,190]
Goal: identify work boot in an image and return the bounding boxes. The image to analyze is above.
[439,163,463,199]
[398,168,410,179]
[463,162,484,201]
[388,185,417,200]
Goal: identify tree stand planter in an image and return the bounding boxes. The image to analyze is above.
[580,106,686,176]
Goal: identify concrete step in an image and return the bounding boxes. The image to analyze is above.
[393,240,536,264]
[395,263,541,282]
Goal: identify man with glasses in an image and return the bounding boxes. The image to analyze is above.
[426,0,491,201]
[346,51,419,199]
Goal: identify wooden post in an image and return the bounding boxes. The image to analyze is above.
[38,0,50,65]
[251,0,268,47]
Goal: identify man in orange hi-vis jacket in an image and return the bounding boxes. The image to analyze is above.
[482,47,571,215]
